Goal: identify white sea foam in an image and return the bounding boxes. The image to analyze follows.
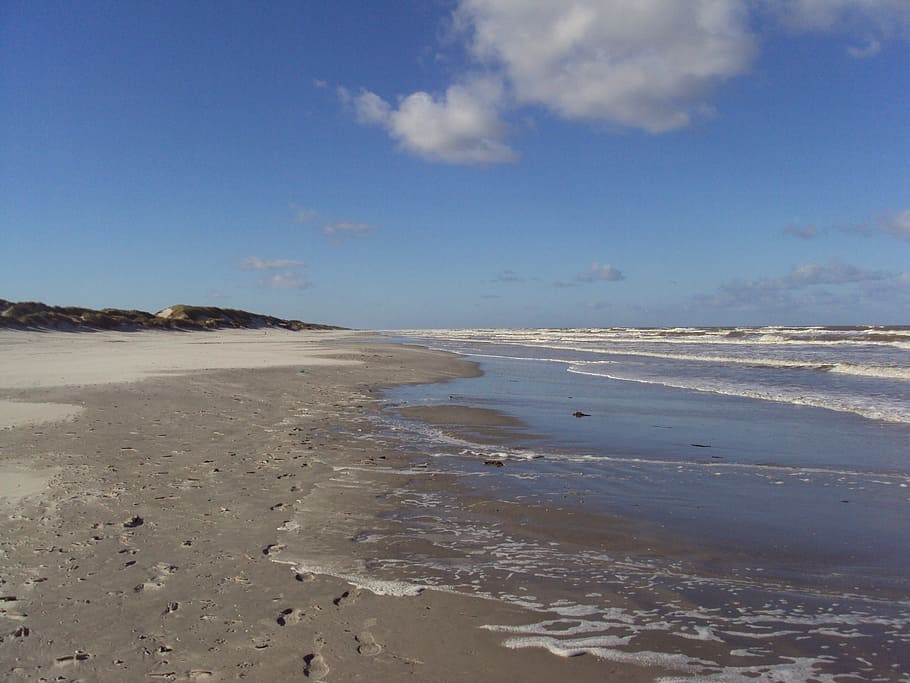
[568,364,910,424]
[391,326,910,427]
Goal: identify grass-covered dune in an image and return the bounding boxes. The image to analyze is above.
[0,300,343,331]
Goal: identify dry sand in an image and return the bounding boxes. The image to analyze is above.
[0,330,657,682]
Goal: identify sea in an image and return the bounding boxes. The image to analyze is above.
[287,326,910,681]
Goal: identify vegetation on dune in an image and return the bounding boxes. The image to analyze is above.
[0,300,343,331]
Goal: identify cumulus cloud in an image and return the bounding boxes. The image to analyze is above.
[263,271,311,290]
[577,262,625,283]
[240,256,308,271]
[347,1,756,160]
[457,0,756,132]
[349,76,515,164]
[343,1,910,163]
[322,221,376,242]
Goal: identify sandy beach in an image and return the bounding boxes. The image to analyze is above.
[0,330,652,682]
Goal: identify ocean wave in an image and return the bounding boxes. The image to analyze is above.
[567,366,910,424]
[573,355,910,381]
[394,331,910,382]
[393,326,910,349]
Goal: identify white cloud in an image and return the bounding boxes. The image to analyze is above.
[351,77,515,164]
[687,262,901,318]
[345,0,910,162]
[763,0,910,57]
[764,0,910,34]
[847,38,882,58]
[703,261,889,312]
[783,225,822,239]
[293,206,319,224]
[240,256,308,271]
[351,89,392,126]
[577,262,625,283]
[783,261,885,287]
[322,221,376,241]
[878,209,910,240]
[782,209,910,241]
[457,0,756,133]
[263,271,311,290]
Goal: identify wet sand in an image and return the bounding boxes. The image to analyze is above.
[0,331,665,682]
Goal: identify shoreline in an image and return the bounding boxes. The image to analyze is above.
[0,331,651,681]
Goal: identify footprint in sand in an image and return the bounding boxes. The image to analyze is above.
[0,596,27,622]
[54,652,91,666]
[332,588,362,607]
[276,607,304,626]
[134,562,178,592]
[355,631,382,656]
[303,652,329,679]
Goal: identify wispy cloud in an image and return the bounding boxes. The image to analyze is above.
[763,1,910,58]
[322,221,376,242]
[876,209,910,240]
[783,225,823,240]
[293,206,319,224]
[240,256,310,290]
[493,269,523,283]
[784,209,910,241]
[263,271,311,290]
[783,261,886,287]
[695,261,892,314]
[577,262,625,283]
[764,0,910,38]
[291,204,379,243]
[240,256,308,271]
[847,38,882,58]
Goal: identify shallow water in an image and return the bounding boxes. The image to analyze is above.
[285,329,910,680]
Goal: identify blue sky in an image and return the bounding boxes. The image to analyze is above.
[2,0,908,329]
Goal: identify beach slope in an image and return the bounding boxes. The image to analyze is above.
[0,330,642,682]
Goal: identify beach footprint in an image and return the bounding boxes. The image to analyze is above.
[276,607,304,626]
[303,652,329,680]
[332,588,361,607]
[355,631,381,657]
